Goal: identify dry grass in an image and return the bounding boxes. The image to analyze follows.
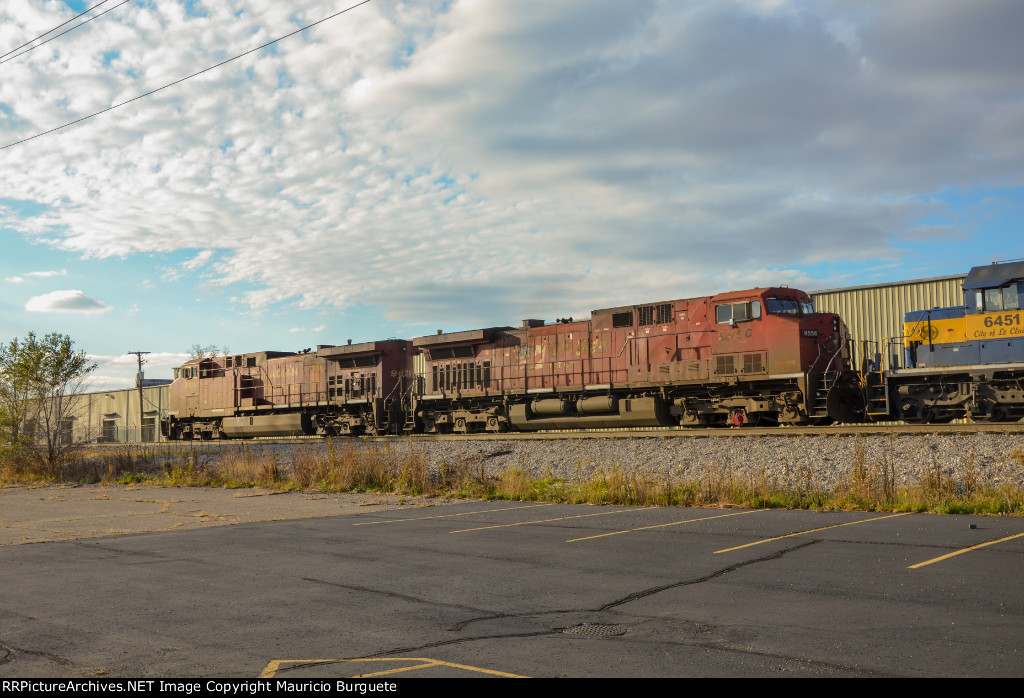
[2,440,1023,515]
[291,440,430,494]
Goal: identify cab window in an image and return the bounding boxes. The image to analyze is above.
[1005,285,1019,310]
[981,284,1021,312]
[715,301,757,324]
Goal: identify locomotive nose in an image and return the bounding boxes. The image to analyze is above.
[799,313,845,355]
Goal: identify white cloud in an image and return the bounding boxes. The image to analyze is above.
[2,0,1023,335]
[91,351,190,367]
[25,289,112,314]
[181,250,214,272]
[5,269,67,283]
[84,352,191,390]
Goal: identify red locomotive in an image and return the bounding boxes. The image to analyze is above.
[162,340,414,439]
[413,286,861,433]
[162,285,862,439]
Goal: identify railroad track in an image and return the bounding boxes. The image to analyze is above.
[85,420,1024,449]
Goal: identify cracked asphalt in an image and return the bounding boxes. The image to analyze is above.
[1,485,1023,677]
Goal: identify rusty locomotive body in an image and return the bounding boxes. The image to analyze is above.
[162,340,414,439]
[414,286,861,433]
[162,285,863,439]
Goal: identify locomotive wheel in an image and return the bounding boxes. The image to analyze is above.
[972,406,1005,423]
[729,411,759,427]
[898,399,925,424]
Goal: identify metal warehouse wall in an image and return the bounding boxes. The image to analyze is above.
[811,275,967,372]
[72,385,170,443]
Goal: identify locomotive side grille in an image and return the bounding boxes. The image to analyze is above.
[743,353,763,374]
[716,355,735,375]
[638,306,654,326]
[657,303,673,324]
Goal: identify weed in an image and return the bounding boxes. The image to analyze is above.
[3,438,1024,516]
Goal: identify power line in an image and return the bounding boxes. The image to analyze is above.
[1,0,373,151]
[1,0,112,60]
[0,0,131,66]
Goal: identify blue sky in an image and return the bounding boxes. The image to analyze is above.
[2,0,1024,388]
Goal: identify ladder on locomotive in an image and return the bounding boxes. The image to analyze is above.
[862,338,895,420]
[809,341,847,417]
[863,371,889,419]
[380,377,416,435]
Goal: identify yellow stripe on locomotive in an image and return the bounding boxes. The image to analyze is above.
[902,312,965,347]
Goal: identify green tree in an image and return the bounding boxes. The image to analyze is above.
[0,332,97,476]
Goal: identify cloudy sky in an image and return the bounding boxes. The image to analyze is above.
[2,0,1023,388]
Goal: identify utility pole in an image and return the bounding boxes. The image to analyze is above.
[128,351,150,441]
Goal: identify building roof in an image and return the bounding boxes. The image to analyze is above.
[811,274,966,296]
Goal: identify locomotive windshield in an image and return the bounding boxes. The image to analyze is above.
[765,298,814,315]
[977,284,1020,312]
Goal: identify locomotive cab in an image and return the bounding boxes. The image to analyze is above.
[709,288,858,424]
[711,288,850,375]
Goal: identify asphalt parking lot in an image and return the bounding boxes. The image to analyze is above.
[1,485,1022,677]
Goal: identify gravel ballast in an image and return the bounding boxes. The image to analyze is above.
[269,432,1024,490]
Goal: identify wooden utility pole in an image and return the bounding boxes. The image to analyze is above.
[128,351,150,441]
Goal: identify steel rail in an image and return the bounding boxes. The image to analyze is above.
[85,420,1024,449]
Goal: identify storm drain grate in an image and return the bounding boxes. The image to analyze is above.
[562,623,628,637]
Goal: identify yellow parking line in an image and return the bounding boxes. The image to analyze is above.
[352,502,554,526]
[350,661,441,677]
[259,657,528,678]
[260,659,333,678]
[715,512,912,553]
[451,509,635,533]
[567,509,765,542]
[909,531,1024,569]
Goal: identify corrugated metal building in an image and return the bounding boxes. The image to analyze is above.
[811,274,967,372]
[71,383,170,443]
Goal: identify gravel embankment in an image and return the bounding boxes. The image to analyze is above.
[251,432,1024,490]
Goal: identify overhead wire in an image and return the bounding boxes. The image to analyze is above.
[0,0,112,60]
[1,0,373,151]
[0,0,132,66]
